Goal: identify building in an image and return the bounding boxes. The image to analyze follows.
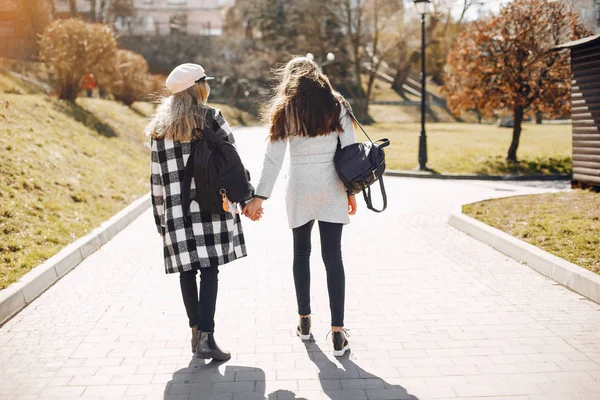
[113,0,234,36]
[51,0,233,36]
[554,34,600,188]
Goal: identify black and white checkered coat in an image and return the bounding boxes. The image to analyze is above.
[150,108,247,274]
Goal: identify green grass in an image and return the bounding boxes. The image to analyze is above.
[0,71,46,95]
[369,104,458,124]
[367,115,572,175]
[0,94,151,290]
[0,58,49,95]
[464,190,600,274]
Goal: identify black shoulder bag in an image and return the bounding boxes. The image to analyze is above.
[334,106,390,213]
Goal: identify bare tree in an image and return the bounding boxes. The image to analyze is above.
[364,0,402,101]
[330,0,402,121]
[457,0,484,24]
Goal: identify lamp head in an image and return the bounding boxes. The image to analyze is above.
[414,0,431,15]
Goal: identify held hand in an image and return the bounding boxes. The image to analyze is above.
[348,195,357,216]
[243,198,264,221]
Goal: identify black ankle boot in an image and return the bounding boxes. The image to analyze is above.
[296,316,311,341]
[195,331,231,361]
[332,330,350,357]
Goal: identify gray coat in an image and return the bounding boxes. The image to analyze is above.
[256,107,357,229]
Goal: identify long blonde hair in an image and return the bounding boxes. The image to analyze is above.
[145,81,210,142]
[263,57,349,142]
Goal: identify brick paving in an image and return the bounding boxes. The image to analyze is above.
[1,126,598,400]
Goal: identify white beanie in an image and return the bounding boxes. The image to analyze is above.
[165,63,214,94]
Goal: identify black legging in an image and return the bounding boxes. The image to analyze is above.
[293,220,345,327]
[179,266,219,332]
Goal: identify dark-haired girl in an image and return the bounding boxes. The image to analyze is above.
[244,57,357,357]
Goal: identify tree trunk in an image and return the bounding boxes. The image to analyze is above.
[507,106,524,162]
[392,51,419,98]
[352,59,370,122]
[60,82,79,102]
[89,0,97,22]
[69,0,77,16]
[353,97,369,123]
[391,66,411,98]
[99,0,107,22]
[49,0,56,18]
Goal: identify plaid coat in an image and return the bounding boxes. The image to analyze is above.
[150,108,248,274]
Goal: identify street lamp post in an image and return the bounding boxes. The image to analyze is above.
[414,0,431,171]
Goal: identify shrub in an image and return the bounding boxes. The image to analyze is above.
[111,50,152,106]
[147,74,167,98]
[39,19,118,101]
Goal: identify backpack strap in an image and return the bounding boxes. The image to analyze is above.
[182,128,203,221]
[362,146,388,213]
[343,104,375,145]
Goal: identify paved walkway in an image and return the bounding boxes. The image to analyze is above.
[1,127,599,400]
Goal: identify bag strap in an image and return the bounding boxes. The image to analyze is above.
[182,141,196,221]
[362,149,388,213]
[182,126,208,221]
[343,104,375,145]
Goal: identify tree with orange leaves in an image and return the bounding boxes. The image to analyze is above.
[444,0,590,162]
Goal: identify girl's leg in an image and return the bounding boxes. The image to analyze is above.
[198,266,219,333]
[195,265,230,361]
[179,269,200,328]
[293,220,315,317]
[318,221,345,328]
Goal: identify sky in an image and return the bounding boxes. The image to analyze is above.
[450,0,513,21]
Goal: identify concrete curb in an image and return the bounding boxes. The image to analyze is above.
[449,210,600,304]
[385,169,572,181]
[0,194,151,326]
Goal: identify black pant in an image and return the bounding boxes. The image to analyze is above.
[293,220,345,327]
[179,266,219,332]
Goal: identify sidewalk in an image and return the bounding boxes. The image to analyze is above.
[1,127,599,400]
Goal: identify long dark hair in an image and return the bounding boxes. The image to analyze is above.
[264,57,350,142]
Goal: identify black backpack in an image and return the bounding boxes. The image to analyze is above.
[334,106,390,213]
[182,118,253,217]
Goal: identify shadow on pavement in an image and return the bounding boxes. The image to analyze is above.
[163,358,308,400]
[304,341,419,400]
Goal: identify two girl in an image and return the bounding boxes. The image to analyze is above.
[147,57,357,360]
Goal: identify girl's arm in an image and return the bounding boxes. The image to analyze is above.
[255,137,288,200]
[150,139,165,235]
[244,137,287,220]
[339,106,359,211]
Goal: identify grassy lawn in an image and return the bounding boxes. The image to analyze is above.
[0,94,151,290]
[368,112,572,175]
[464,190,600,274]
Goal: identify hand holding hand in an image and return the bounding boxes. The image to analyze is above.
[348,195,357,216]
[243,198,265,221]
